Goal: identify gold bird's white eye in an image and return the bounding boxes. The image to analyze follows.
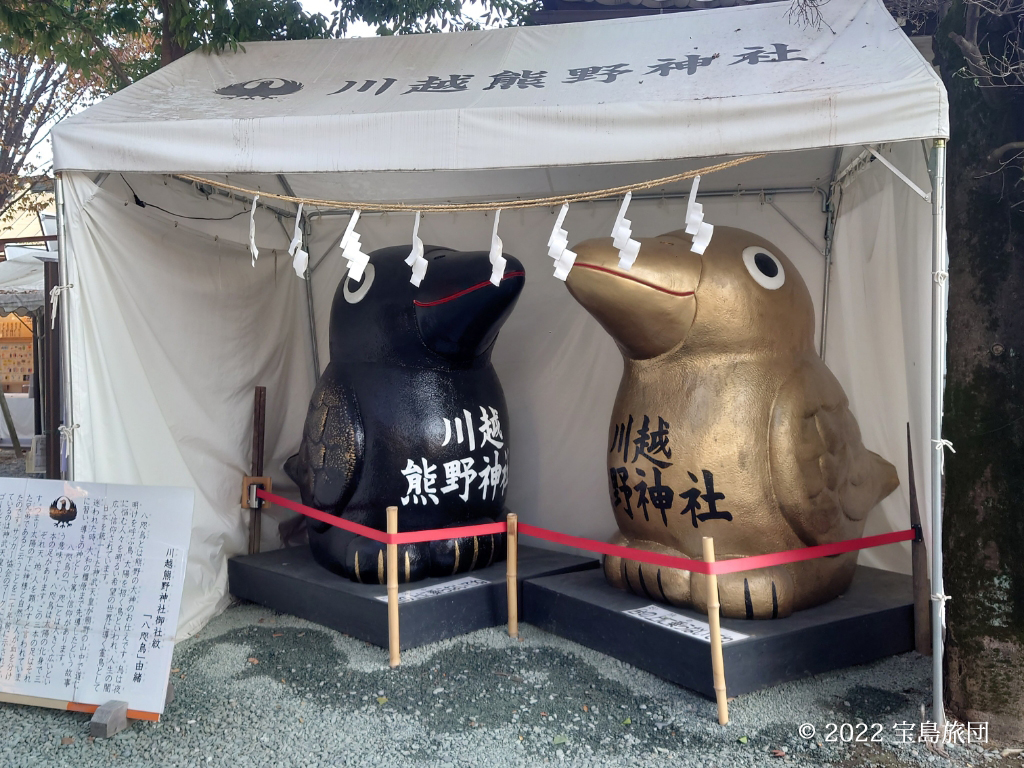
[742,246,785,290]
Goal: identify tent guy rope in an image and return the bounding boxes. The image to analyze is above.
[177,154,765,214]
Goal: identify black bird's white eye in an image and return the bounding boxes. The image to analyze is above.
[742,246,785,290]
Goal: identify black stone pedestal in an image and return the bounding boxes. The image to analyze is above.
[228,545,598,650]
[522,566,915,697]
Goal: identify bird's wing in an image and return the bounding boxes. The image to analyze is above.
[769,359,899,546]
[286,366,363,512]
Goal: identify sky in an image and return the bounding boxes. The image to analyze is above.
[301,0,377,37]
[300,0,492,37]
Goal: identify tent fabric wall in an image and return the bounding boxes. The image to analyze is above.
[62,173,315,636]
[0,395,34,444]
[826,142,935,571]
[60,148,932,636]
[0,256,44,314]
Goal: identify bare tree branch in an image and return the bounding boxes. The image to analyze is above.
[988,142,1024,162]
[949,28,1000,87]
[0,45,95,221]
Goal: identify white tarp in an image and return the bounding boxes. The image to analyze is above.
[50,0,948,638]
[0,394,33,444]
[0,255,44,315]
[52,0,946,175]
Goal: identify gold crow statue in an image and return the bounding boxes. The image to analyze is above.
[565,226,899,619]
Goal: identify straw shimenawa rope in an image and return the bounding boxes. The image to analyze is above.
[178,154,765,214]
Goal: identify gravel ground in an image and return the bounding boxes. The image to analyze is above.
[0,446,28,478]
[0,452,1014,766]
[1,602,1019,768]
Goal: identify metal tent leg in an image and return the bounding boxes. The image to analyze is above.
[303,240,320,377]
[54,173,75,481]
[929,139,948,727]
[816,149,842,360]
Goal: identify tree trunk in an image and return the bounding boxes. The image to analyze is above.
[160,0,188,67]
[935,4,1024,743]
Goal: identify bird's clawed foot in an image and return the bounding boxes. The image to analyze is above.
[692,565,795,619]
[310,519,505,584]
[603,533,694,606]
[604,533,795,619]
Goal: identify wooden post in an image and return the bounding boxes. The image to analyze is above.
[42,262,60,479]
[506,513,519,638]
[387,505,400,668]
[703,536,729,726]
[248,386,266,555]
[0,386,23,458]
[908,423,932,655]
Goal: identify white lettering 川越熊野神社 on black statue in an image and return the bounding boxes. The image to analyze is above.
[286,245,525,584]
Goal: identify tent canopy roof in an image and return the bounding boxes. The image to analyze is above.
[53,0,947,177]
[0,253,44,315]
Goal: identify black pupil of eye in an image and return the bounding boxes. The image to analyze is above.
[754,252,778,278]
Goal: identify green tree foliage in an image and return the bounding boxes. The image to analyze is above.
[0,0,149,88]
[338,0,535,35]
[0,0,538,88]
[158,0,332,66]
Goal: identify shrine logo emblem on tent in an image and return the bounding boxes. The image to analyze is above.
[215,79,303,99]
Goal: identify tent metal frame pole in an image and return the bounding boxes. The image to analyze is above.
[54,172,74,481]
[302,218,320,376]
[276,174,321,378]
[929,139,948,728]
[868,147,931,202]
[818,149,844,360]
[763,197,826,256]
[169,174,299,222]
[819,209,836,360]
[304,186,826,219]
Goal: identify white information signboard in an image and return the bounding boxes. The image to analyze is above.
[0,478,193,717]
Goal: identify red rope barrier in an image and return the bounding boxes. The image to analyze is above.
[257,489,505,545]
[390,521,507,545]
[517,522,713,574]
[259,489,391,543]
[709,529,916,575]
[255,488,915,575]
[520,523,916,575]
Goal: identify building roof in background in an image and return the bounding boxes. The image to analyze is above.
[0,197,54,241]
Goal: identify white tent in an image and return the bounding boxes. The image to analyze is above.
[0,253,44,444]
[0,253,45,315]
[51,0,950,713]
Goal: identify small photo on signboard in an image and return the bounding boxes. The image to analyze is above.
[0,478,194,717]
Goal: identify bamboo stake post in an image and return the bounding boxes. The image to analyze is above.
[703,536,729,726]
[506,513,519,638]
[907,423,932,655]
[248,386,267,555]
[387,505,400,668]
